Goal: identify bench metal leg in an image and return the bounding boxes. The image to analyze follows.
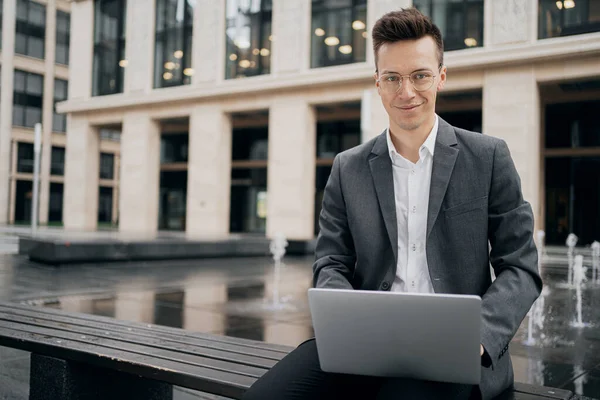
[29,354,173,400]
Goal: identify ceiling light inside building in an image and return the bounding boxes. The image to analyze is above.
[339,45,353,54]
[362,31,368,39]
[352,20,366,30]
[564,0,575,8]
[252,48,260,55]
[183,68,194,76]
[324,36,340,46]
[239,59,251,68]
[268,35,274,41]
[234,39,251,49]
[229,53,238,61]
[556,0,563,9]
[315,28,325,36]
[118,59,128,67]
[164,61,175,70]
[464,37,477,47]
[250,61,256,68]
[163,72,173,80]
[260,48,270,56]
[174,50,183,59]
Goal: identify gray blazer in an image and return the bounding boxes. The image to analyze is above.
[313,117,542,399]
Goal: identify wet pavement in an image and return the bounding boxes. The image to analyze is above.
[0,249,599,399]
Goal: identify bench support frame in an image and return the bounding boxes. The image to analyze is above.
[29,354,173,400]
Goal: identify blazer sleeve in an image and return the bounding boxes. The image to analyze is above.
[482,139,543,369]
[312,154,356,290]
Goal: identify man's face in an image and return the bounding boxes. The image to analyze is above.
[374,36,446,133]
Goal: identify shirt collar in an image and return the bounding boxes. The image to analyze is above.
[386,114,439,160]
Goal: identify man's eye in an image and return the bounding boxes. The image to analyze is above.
[385,75,399,82]
[414,74,427,80]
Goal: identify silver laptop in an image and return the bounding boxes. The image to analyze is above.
[308,288,481,385]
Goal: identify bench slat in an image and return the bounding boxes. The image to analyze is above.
[0,302,293,353]
[0,303,293,358]
[0,323,258,399]
[0,308,281,369]
[0,318,269,379]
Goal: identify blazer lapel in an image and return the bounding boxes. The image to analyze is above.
[427,119,459,238]
[369,132,398,264]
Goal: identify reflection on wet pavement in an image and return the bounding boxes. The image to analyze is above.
[1,253,600,398]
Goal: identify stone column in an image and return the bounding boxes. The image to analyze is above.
[68,0,94,101]
[0,0,16,223]
[366,0,411,67]
[115,291,155,323]
[186,105,231,238]
[192,0,225,84]
[267,98,316,240]
[483,67,541,227]
[487,0,533,48]
[119,112,161,234]
[361,87,388,142]
[124,0,155,93]
[39,0,58,225]
[271,0,311,74]
[183,286,226,333]
[63,116,99,231]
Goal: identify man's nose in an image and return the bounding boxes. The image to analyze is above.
[396,80,416,99]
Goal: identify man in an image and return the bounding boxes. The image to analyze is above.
[244,7,542,400]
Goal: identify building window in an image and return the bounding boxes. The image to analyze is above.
[49,182,63,223]
[15,0,46,59]
[99,153,115,180]
[413,0,484,51]
[311,0,367,69]
[56,10,70,65]
[13,70,43,128]
[225,0,272,79]
[93,0,127,96]
[230,126,268,234]
[50,146,65,176]
[539,0,600,39]
[98,186,113,223]
[161,133,188,163]
[17,142,34,173]
[53,79,68,132]
[154,0,194,88]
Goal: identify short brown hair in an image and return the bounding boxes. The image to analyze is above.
[372,8,444,71]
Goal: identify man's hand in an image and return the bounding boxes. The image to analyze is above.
[480,344,484,356]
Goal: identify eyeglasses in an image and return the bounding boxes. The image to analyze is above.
[377,65,442,93]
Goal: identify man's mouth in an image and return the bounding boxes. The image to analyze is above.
[395,104,422,111]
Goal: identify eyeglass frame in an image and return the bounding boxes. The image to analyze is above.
[376,63,444,93]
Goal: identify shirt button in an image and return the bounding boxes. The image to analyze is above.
[412,206,416,213]
[381,281,390,290]
[411,169,415,174]
[412,244,416,251]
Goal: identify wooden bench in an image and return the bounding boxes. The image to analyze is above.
[0,302,580,400]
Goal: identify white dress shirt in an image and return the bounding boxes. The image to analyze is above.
[386,115,439,293]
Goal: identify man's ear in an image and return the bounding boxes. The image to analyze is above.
[374,72,381,92]
[436,65,447,92]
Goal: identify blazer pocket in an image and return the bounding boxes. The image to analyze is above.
[444,196,488,219]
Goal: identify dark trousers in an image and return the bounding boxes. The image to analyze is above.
[243,339,478,400]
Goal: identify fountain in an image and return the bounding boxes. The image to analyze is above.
[523,230,547,346]
[592,241,600,284]
[268,232,289,310]
[566,233,578,286]
[570,255,590,328]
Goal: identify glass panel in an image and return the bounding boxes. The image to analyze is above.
[545,157,600,245]
[50,146,65,176]
[15,180,33,222]
[160,133,188,163]
[49,183,64,222]
[232,127,268,161]
[316,120,360,158]
[545,99,600,148]
[98,186,114,223]
[55,11,70,65]
[154,0,194,88]
[225,0,272,79]
[17,142,34,173]
[413,0,484,51]
[230,168,267,233]
[15,0,46,59]
[539,0,600,38]
[311,0,367,68]
[99,153,115,180]
[93,0,126,96]
[53,79,68,132]
[158,171,187,231]
[13,70,43,128]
